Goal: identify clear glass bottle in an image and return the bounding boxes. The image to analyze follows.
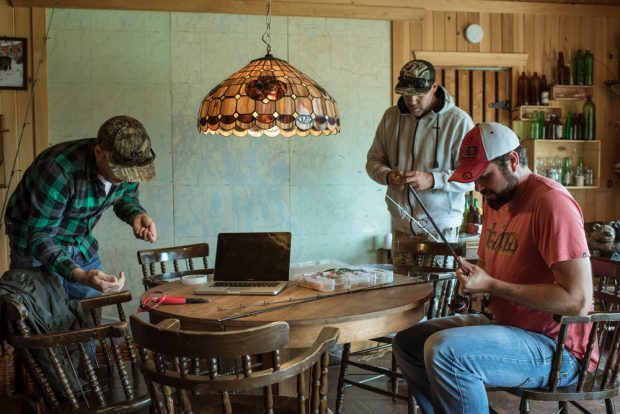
[575,157,585,187]
[583,95,596,140]
[585,168,594,186]
[555,117,563,140]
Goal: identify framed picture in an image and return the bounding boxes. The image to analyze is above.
[0,37,27,90]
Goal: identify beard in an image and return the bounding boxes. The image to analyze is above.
[482,166,520,210]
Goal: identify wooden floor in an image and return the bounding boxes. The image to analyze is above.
[329,350,618,414]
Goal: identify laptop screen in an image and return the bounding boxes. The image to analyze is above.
[213,232,292,282]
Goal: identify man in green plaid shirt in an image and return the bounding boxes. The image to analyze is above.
[5,115,157,299]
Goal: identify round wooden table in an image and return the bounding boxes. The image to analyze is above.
[142,275,433,348]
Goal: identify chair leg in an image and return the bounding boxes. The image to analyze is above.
[605,397,616,414]
[519,397,530,413]
[391,351,399,395]
[334,343,351,414]
[558,401,567,413]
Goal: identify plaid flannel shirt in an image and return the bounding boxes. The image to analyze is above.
[5,138,147,280]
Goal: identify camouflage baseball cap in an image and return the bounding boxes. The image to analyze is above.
[395,59,436,96]
[96,115,156,182]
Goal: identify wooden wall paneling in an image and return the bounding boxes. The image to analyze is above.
[513,14,524,53]
[479,13,491,53]
[498,70,510,125]
[31,7,48,156]
[433,11,446,51]
[422,10,433,51]
[471,70,484,122]
[490,13,502,53]
[392,21,410,105]
[410,20,423,52]
[484,70,496,122]
[543,14,559,83]
[442,69,456,102]
[444,11,457,51]
[14,6,33,179]
[456,12,469,52]
[458,69,470,114]
[501,14,514,53]
[605,18,620,219]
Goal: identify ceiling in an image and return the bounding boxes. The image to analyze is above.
[8,0,620,20]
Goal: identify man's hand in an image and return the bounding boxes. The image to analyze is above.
[133,213,157,243]
[388,170,434,191]
[455,256,492,295]
[71,269,126,293]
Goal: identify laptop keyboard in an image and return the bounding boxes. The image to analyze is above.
[212,281,281,288]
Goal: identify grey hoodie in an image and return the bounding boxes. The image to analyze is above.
[366,86,474,235]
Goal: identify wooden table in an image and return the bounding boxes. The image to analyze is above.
[142,274,433,348]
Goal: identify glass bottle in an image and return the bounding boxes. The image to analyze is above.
[585,168,594,186]
[530,72,541,105]
[547,115,557,140]
[572,49,584,85]
[517,71,529,106]
[557,52,567,85]
[564,111,573,140]
[530,111,539,139]
[575,157,585,187]
[572,113,582,140]
[583,49,594,86]
[462,196,470,232]
[561,156,573,186]
[540,75,549,105]
[583,95,596,140]
[539,112,547,139]
[555,116,563,140]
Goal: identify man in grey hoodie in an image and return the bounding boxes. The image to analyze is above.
[367,59,474,263]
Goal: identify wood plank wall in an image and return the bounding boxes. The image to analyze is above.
[393,11,620,222]
[0,0,48,273]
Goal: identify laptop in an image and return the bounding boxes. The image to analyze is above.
[195,232,292,296]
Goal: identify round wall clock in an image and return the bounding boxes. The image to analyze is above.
[465,24,484,44]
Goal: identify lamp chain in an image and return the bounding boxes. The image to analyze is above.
[261,0,272,56]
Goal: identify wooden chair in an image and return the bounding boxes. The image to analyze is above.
[2,290,150,413]
[137,242,211,290]
[130,316,339,414]
[490,256,620,414]
[334,241,465,414]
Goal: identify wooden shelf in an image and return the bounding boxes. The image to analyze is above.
[516,105,562,120]
[522,139,601,189]
[604,80,620,96]
[550,84,594,100]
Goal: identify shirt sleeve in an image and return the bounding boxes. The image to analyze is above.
[533,190,590,267]
[26,162,81,279]
[113,183,147,225]
[366,110,393,185]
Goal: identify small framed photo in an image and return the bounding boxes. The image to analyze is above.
[0,37,27,90]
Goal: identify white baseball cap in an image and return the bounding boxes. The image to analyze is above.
[449,122,520,183]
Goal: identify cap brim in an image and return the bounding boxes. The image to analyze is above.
[394,84,432,96]
[110,162,155,182]
[448,160,489,183]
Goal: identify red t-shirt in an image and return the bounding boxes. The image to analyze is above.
[479,174,597,370]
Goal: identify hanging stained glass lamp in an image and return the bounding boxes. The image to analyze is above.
[197,1,340,137]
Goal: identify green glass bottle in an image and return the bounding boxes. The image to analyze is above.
[583,49,594,86]
[583,95,596,140]
[564,111,573,140]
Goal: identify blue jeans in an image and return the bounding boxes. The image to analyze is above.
[10,245,102,300]
[392,314,580,414]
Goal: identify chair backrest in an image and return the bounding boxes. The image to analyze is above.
[137,243,211,290]
[394,240,466,319]
[130,316,339,414]
[2,291,150,413]
[551,257,620,395]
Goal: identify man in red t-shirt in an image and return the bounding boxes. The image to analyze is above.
[393,122,593,414]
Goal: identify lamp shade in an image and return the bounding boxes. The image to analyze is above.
[197,54,340,137]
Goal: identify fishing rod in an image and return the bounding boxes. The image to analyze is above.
[217,273,457,322]
[385,194,439,242]
[0,0,59,229]
[407,185,470,312]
